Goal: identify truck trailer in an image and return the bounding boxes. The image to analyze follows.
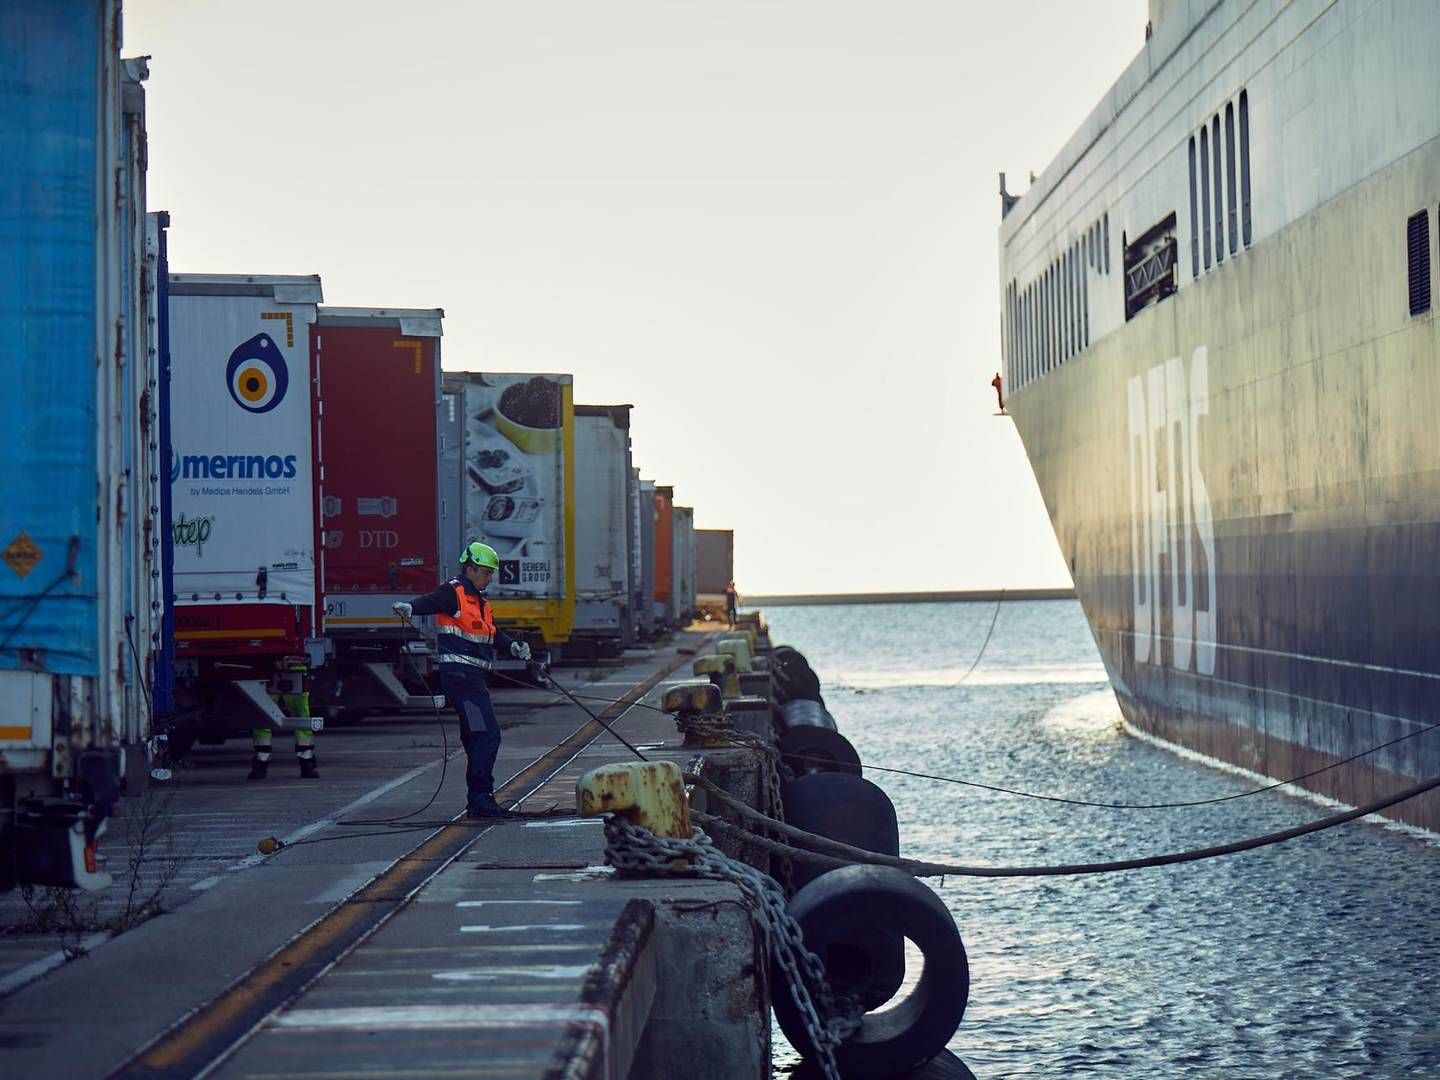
[651,485,674,629]
[671,505,697,626]
[309,308,446,721]
[165,275,326,754]
[1,4,166,890]
[571,405,635,656]
[628,467,652,640]
[635,478,658,639]
[695,528,735,619]
[441,373,575,667]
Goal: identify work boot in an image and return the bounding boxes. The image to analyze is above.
[299,754,319,779]
[466,798,516,820]
[247,756,269,780]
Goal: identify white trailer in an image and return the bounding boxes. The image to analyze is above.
[572,406,635,654]
[671,505,697,625]
[166,274,326,745]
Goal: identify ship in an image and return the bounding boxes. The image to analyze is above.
[998,0,1440,830]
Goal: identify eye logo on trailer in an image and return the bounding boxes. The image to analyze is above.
[226,333,288,413]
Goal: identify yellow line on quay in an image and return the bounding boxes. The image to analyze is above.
[111,642,711,1080]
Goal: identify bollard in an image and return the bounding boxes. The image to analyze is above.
[693,653,741,699]
[661,679,724,718]
[576,760,691,839]
[726,626,759,654]
[717,636,754,672]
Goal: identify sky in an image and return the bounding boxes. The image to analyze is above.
[125,0,1150,594]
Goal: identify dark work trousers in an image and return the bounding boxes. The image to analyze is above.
[441,669,502,812]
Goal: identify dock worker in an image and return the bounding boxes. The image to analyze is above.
[725,581,739,628]
[250,660,318,780]
[393,541,531,819]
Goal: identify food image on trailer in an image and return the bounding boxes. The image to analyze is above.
[462,374,570,597]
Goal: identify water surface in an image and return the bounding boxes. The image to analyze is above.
[763,600,1440,1078]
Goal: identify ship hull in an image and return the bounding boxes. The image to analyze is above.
[1010,134,1440,829]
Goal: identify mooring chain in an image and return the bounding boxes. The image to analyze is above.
[602,815,850,1080]
[673,713,740,745]
[674,714,795,894]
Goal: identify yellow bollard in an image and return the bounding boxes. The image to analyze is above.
[662,679,724,717]
[717,637,754,672]
[693,654,741,699]
[734,627,761,654]
[576,760,691,839]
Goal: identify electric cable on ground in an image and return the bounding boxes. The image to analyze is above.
[332,618,455,827]
[487,664,651,762]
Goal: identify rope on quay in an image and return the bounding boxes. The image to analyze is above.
[686,771,1440,878]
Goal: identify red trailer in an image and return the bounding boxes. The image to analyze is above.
[309,308,446,720]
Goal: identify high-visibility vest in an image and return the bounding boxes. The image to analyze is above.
[434,580,496,671]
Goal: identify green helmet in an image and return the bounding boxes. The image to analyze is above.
[460,540,500,571]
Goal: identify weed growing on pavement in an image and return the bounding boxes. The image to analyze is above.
[16,782,191,960]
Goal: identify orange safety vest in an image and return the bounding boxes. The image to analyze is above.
[435,582,496,669]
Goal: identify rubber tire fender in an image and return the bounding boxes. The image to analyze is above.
[778,726,861,778]
[779,772,905,1003]
[773,864,970,1080]
[781,772,899,889]
[771,646,823,706]
[779,698,838,733]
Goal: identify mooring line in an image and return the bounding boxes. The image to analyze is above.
[687,771,1440,877]
[527,683,1440,811]
[947,587,1005,687]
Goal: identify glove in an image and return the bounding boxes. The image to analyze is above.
[510,640,532,661]
[392,602,413,619]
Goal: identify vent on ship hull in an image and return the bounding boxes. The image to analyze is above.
[1408,210,1431,317]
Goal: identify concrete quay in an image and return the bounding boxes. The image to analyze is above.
[0,630,775,1078]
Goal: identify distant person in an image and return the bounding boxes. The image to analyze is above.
[725,581,739,628]
[393,541,531,819]
[991,372,1005,413]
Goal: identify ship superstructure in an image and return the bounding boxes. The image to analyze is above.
[999,0,1440,828]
